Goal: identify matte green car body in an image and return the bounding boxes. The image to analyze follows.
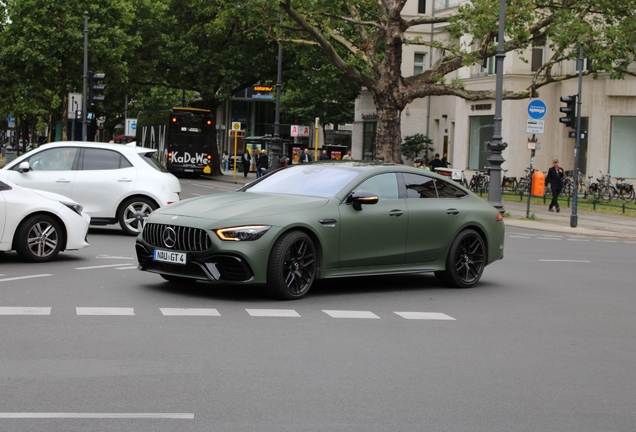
[135,163,504,297]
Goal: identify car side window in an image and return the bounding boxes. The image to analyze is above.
[28,147,77,171]
[354,173,399,201]
[403,173,438,199]
[81,148,132,170]
[436,179,468,198]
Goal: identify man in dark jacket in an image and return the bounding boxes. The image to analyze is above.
[241,149,251,178]
[256,150,268,178]
[428,153,445,171]
[545,158,564,212]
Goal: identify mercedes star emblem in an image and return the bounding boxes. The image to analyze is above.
[162,227,177,249]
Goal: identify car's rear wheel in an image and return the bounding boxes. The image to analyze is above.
[118,197,158,236]
[265,231,316,300]
[435,229,486,288]
[160,274,194,284]
[14,215,64,262]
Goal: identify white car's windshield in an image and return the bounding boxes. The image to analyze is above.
[244,165,359,198]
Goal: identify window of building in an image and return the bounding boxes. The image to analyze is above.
[609,117,636,178]
[414,53,426,75]
[418,0,426,14]
[434,0,462,11]
[531,35,546,72]
[362,121,377,160]
[468,116,494,170]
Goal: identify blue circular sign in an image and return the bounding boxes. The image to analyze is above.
[527,99,547,120]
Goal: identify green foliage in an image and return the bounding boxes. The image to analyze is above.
[401,133,433,162]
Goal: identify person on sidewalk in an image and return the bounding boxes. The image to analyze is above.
[319,150,329,160]
[256,150,268,178]
[545,158,564,212]
[428,153,445,171]
[299,148,311,164]
[241,149,251,178]
[222,151,229,171]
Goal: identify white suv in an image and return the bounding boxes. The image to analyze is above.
[0,142,181,235]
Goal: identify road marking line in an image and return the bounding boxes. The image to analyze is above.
[537,237,561,240]
[0,413,194,419]
[0,274,52,283]
[323,310,380,319]
[190,182,216,189]
[75,264,133,270]
[394,312,456,320]
[624,241,636,244]
[246,309,300,317]
[161,308,220,316]
[567,239,590,241]
[115,266,138,270]
[76,307,135,316]
[0,307,51,315]
[595,240,617,243]
[509,235,531,239]
[539,259,591,263]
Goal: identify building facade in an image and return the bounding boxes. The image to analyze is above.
[352,0,636,181]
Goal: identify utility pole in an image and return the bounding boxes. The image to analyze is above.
[571,43,585,228]
[81,11,89,141]
[270,13,284,171]
[486,0,508,213]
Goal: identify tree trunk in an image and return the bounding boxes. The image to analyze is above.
[373,98,404,163]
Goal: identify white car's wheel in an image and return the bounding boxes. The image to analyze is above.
[118,197,157,236]
[14,215,64,262]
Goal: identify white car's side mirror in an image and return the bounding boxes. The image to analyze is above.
[17,161,31,173]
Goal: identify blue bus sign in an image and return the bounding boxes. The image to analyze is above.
[527,99,547,120]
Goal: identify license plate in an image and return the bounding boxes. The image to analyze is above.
[153,249,187,265]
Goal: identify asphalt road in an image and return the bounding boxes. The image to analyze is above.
[0,178,635,431]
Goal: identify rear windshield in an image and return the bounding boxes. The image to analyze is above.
[140,152,168,172]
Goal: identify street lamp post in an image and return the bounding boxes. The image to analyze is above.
[82,11,89,142]
[486,0,508,213]
[270,13,284,171]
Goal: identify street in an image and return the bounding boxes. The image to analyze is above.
[0,178,635,431]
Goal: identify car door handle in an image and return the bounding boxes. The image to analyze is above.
[389,210,404,217]
[446,209,460,215]
[117,178,133,182]
[55,179,71,183]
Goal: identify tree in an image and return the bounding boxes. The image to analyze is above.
[277,0,636,162]
[401,133,433,163]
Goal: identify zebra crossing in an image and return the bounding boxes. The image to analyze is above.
[0,307,456,320]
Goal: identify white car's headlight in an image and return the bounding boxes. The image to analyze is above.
[61,201,83,215]
[215,225,271,241]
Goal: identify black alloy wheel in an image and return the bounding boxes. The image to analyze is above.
[15,215,64,262]
[266,231,317,300]
[436,229,486,288]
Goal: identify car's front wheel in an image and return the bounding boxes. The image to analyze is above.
[14,214,64,262]
[435,229,486,288]
[118,197,158,236]
[265,231,317,300]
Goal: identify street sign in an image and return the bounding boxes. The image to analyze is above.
[527,99,547,120]
[291,125,310,137]
[231,122,241,131]
[125,118,137,136]
[67,92,82,119]
[7,115,15,128]
[526,119,545,135]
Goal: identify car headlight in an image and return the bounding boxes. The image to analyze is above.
[61,201,83,215]
[215,225,271,241]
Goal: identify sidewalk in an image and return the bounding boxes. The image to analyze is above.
[206,172,636,239]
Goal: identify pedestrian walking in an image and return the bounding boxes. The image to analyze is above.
[222,151,229,171]
[441,152,451,168]
[428,153,445,171]
[319,150,329,160]
[545,158,564,212]
[299,148,311,164]
[256,150,268,178]
[241,149,251,178]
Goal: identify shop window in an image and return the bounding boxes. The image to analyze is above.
[363,122,377,160]
[468,116,494,170]
[610,117,636,178]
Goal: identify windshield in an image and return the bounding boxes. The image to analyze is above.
[244,165,360,198]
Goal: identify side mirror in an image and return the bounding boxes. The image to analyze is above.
[349,190,379,211]
[17,161,31,173]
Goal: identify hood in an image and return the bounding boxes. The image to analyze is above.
[155,192,329,221]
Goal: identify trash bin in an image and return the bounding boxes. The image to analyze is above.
[531,170,545,197]
[4,150,17,164]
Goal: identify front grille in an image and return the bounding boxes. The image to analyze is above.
[143,223,212,251]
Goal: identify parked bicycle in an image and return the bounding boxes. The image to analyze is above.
[501,169,519,193]
[469,167,490,193]
[516,168,532,196]
[592,170,631,202]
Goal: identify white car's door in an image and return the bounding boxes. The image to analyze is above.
[71,148,137,218]
[4,147,78,198]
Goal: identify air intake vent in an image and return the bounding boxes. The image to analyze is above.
[143,223,212,252]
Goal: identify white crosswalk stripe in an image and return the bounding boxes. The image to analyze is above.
[160,308,220,316]
[0,307,51,315]
[394,312,456,320]
[323,310,380,319]
[246,309,300,317]
[76,307,135,316]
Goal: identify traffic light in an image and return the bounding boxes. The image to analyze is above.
[559,95,576,128]
[88,71,106,106]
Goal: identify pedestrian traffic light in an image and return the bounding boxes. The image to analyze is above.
[88,71,106,106]
[559,95,576,129]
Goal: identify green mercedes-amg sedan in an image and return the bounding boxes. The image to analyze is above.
[135,162,504,299]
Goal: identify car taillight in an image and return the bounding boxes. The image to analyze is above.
[495,212,503,222]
